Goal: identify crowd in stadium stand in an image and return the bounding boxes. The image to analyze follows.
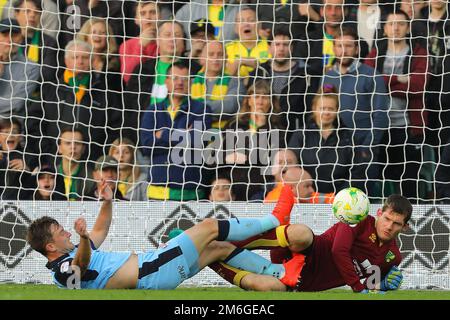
[0,0,450,204]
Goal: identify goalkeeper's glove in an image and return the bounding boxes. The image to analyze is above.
[360,289,386,294]
[379,266,403,291]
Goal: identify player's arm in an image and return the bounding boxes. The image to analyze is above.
[73,217,91,277]
[89,180,113,248]
[331,223,366,292]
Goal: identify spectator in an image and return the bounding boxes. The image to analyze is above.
[191,40,245,129]
[225,6,271,78]
[119,0,159,85]
[424,0,450,149]
[25,163,66,200]
[175,0,240,42]
[256,0,318,44]
[346,0,387,55]
[58,0,125,53]
[365,9,428,202]
[398,0,427,40]
[188,19,215,67]
[13,0,58,83]
[208,172,235,202]
[248,25,314,133]
[0,18,39,120]
[217,79,286,201]
[108,138,147,201]
[267,165,335,204]
[0,118,34,199]
[264,148,298,202]
[140,61,212,201]
[54,127,96,201]
[282,166,315,203]
[2,0,59,39]
[26,39,123,163]
[323,26,389,197]
[288,85,353,194]
[84,155,125,201]
[77,18,120,74]
[296,0,347,75]
[436,141,450,203]
[125,20,192,143]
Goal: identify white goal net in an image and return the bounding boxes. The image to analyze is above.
[0,0,449,289]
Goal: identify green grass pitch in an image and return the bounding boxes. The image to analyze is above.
[1,284,450,300]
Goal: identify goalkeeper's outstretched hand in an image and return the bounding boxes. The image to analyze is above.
[380,266,403,291]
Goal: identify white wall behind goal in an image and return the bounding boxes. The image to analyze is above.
[0,202,448,290]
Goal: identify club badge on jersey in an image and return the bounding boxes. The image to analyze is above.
[385,251,396,263]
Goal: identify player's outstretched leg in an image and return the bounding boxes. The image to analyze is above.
[170,186,295,284]
[216,184,294,242]
[193,241,285,279]
[209,252,306,291]
[209,261,287,292]
[184,185,295,256]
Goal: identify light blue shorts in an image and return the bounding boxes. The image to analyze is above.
[136,232,200,289]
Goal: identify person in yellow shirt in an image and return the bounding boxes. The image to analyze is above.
[225,6,271,78]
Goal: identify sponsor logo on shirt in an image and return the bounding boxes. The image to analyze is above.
[385,250,395,263]
[60,261,70,273]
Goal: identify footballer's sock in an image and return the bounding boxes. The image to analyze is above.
[231,225,291,249]
[208,262,251,288]
[224,248,285,279]
[217,215,280,242]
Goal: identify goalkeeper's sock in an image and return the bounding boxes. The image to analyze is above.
[208,262,251,288]
[217,215,280,242]
[231,225,291,249]
[224,248,285,279]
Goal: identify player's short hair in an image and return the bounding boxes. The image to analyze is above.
[13,0,42,11]
[27,216,60,256]
[272,25,291,40]
[334,26,360,43]
[385,8,410,22]
[58,126,85,145]
[64,40,92,59]
[166,58,190,75]
[0,117,22,132]
[382,194,413,224]
[238,5,257,17]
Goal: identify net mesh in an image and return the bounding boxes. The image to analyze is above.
[0,0,449,289]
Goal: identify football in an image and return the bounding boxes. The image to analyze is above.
[332,187,370,225]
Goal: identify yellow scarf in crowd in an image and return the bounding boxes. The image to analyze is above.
[18,30,40,62]
[63,69,90,104]
[191,68,231,101]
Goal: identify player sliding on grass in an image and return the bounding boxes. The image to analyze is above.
[210,191,411,293]
[26,180,297,289]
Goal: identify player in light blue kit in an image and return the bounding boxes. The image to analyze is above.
[26,180,296,289]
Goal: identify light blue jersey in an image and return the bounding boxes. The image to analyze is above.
[46,241,131,289]
[46,234,200,290]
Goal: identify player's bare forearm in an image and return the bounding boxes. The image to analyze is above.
[90,181,113,248]
[73,234,91,276]
[73,218,92,276]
